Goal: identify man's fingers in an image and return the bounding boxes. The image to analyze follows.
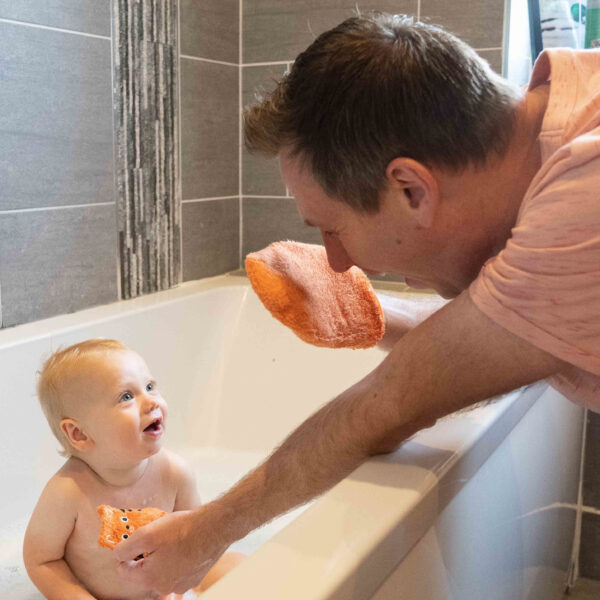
[115,557,148,583]
[113,529,154,562]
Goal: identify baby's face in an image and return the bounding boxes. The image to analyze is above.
[68,349,168,464]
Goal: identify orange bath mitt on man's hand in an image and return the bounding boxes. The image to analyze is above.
[245,241,385,349]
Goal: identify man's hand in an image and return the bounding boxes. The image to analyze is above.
[113,508,228,594]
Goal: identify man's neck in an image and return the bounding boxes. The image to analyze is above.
[435,83,550,289]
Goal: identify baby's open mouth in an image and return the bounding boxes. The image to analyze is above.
[143,418,162,434]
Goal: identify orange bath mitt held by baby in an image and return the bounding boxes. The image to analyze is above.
[245,241,385,349]
[97,504,166,557]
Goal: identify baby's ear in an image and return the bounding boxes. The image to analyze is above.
[60,418,93,453]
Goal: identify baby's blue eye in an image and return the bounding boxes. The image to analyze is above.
[120,392,133,402]
[146,382,154,392]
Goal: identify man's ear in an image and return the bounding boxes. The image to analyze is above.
[60,418,93,453]
[385,158,440,228]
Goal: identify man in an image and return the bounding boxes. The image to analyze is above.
[114,13,600,593]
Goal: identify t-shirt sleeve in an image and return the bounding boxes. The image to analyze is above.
[469,153,600,376]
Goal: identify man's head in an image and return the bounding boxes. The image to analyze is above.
[244,12,520,213]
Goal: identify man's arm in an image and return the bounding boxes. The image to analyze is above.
[377,292,449,351]
[114,291,565,594]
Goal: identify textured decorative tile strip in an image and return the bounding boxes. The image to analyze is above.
[113,0,180,298]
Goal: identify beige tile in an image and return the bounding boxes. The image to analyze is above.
[242,64,288,196]
[0,205,118,327]
[420,0,505,49]
[242,196,322,258]
[477,48,504,75]
[0,0,110,37]
[180,0,239,63]
[180,59,239,200]
[0,22,113,210]
[580,513,600,580]
[243,0,418,64]
[564,578,600,599]
[583,412,600,508]
[182,199,240,281]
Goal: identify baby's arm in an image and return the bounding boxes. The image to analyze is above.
[23,476,96,600]
[168,450,202,512]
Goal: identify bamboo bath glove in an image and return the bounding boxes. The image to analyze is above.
[245,241,385,349]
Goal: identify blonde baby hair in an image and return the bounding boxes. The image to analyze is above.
[37,338,128,456]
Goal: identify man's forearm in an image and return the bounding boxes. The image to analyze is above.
[378,293,449,351]
[207,343,433,544]
[203,292,563,547]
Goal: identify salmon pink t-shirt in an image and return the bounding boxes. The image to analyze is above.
[469,48,600,410]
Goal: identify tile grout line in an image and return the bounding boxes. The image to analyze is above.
[182,196,239,203]
[243,60,291,67]
[178,0,184,284]
[239,0,243,267]
[0,17,111,40]
[110,0,121,301]
[285,61,292,197]
[180,54,238,67]
[246,195,290,200]
[0,202,115,215]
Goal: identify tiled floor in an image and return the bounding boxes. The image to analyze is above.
[564,578,600,599]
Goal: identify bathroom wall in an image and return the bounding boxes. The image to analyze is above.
[179,0,240,281]
[240,0,505,257]
[581,411,600,579]
[0,1,118,328]
[0,0,241,325]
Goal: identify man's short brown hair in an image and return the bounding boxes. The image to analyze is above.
[244,13,520,212]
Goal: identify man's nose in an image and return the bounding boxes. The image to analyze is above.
[322,234,354,273]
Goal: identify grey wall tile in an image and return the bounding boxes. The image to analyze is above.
[0,22,114,210]
[242,196,322,257]
[0,205,118,327]
[0,0,111,37]
[583,412,600,509]
[420,0,505,49]
[580,512,600,580]
[243,0,418,64]
[242,64,288,196]
[477,49,504,75]
[181,59,239,200]
[180,0,239,64]
[182,199,240,280]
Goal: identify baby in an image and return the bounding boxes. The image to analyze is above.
[23,339,243,600]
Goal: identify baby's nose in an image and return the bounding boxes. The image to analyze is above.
[142,395,160,412]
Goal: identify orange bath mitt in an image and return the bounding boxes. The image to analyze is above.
[245,241,385,349]
[97,505,166,551]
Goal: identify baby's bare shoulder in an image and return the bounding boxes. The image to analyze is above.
[41,457,100,506]
[156,448,193,477]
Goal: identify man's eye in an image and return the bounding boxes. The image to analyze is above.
[120,392,133,402]
[146,382,154,392]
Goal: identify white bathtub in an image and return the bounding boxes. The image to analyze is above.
[0,274,584,600]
